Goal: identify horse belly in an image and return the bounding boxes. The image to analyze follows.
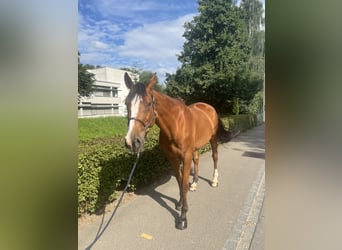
[194,132,212,150]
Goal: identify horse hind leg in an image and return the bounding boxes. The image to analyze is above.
[210,137,219,187]
[190,150,199,191]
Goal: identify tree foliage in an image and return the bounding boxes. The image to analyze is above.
[248,90,263,114]
[138,70,165,93]
[165,0,264,114]
[120,67,140,82]
[120,67,165,93]
[78,52,95,97]
[241,0,265,82]
[241,0,264,39]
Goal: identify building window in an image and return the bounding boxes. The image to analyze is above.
[94,86,111,97]
[112,87,118,97]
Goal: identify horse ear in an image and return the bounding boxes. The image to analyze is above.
[146,73,157,91]
[124,72,134,89]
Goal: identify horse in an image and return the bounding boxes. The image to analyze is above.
[123,72,234,230]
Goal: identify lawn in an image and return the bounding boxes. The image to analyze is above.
[78,116,128,141]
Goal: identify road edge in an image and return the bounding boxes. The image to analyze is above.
[223,163,265,250]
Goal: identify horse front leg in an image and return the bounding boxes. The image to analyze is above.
[176,152,192,230]
[165,156,183,211]
[174,162,183,211]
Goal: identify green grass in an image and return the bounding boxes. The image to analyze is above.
[78,114,260,141]
[78,116,128,141]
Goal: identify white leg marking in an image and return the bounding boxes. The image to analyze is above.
[190,181,197,191]
[211,169,219,187]
[125,95,141,147]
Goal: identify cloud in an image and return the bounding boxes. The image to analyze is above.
[118,13,195,62]
[78,12,122,52]
[113,13,196,82]
[78,0,198,82]
[92,41,109,50]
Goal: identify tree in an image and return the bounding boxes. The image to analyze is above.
[165,0,257,113]
[139,71,155,84]
[248,90,263,114]
[233,97,240,115]
[138,71,165,93]
[240,0,264,39]
[78,52,95,97]
[120,67,140,82]
[121,68,165,93]
[241,0,265,85]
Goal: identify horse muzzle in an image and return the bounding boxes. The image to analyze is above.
[125,136,145,153]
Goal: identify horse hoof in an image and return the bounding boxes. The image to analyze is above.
[176,218,187,230]
[175,203,182,211]
[211,182,218,188]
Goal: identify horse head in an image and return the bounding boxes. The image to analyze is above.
[124,72,157,153]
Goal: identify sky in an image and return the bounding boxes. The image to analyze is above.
[78,0,264,83]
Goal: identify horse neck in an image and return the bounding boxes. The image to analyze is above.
[152,90,186,135]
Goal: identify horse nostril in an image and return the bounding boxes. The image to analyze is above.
[133,138,141,149]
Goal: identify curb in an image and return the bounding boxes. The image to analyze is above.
[223,164,265,250]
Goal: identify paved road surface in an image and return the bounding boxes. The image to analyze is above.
[250,202,265,250]
[78,124,265,250]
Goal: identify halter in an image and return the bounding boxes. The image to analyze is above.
[128,93,157,132]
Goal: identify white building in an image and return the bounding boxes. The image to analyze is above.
[78,67,136,118]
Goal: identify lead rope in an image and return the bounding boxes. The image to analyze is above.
[85,152,141,250]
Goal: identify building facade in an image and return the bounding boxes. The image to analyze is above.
[78,67,135,118]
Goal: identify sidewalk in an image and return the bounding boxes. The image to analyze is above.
[78,124,265,250]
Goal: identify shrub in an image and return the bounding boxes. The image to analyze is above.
[220,114,258,132]
[78,114,260,216]
[248,91,264,115]
[233,97,239,115]
[78,126,170,216]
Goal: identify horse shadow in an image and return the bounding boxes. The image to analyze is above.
[93,149,215,225]
[93,144,171,216]
[133,168,214,224]
[135,174,180,223]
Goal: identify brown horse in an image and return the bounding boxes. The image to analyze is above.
[124,72,234,230]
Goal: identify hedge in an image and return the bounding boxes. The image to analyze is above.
[220,114,263,132]
[78,114,262,216]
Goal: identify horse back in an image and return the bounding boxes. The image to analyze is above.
[188,102,218,148]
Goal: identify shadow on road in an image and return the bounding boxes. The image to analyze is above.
[135,175,179,223]
[230,125,265,159]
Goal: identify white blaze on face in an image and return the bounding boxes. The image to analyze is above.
[125,95,141,147]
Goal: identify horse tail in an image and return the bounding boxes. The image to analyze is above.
[216,118,240,143]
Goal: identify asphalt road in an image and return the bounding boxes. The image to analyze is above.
[78,124,265,250]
